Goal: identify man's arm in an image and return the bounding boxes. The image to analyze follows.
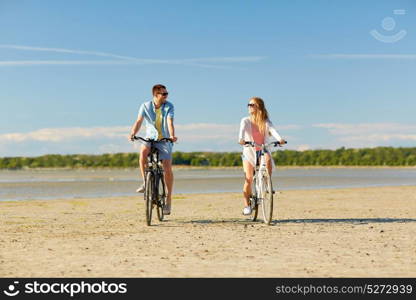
[129,115,144,141]
[167,117,177,142]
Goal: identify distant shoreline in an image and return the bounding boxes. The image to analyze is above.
[2,147,415,169]
[1,165,416,171]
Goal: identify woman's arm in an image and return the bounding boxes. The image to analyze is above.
[267,120,284,142]
[238,118,246,145]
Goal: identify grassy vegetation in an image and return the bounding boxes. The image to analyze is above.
[1,147,416,169]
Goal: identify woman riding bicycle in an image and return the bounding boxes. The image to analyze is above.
[238,97,286,216]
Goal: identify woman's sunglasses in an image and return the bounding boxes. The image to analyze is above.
[247,103,256,107]
[159,92,169,96]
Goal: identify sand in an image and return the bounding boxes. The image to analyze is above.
[1,186,415,277]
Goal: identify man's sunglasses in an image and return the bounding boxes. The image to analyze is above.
[247,103,256,107]
[159,92,169,96]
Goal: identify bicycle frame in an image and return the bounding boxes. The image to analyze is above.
[255,146,269,204]
[133,136,172,225]
[141,138,170,198]
[133,136,172,174]
[244,140,287,223]
[147,146,163,174]
[247,143,271,210]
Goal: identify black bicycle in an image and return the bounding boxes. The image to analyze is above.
[133,136,172,226]
[244,140,287,224]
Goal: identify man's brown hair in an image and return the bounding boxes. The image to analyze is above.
[152,84,167,96]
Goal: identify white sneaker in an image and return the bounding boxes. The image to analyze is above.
[136,184,145,193]
[243,206,252,215]
[163,205,171,215]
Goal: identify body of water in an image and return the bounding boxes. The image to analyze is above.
[1,167,415,201]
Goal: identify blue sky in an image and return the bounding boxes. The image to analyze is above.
[1,0,415,156]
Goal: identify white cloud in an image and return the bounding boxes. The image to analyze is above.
[176,123,237,131]
[313,123,416,147]
[279,124,303,130]
[0,44,266,68]
[0,60,135,66]
[314,123,416,135]
[340,134,416,143]
[0,123,301,156]
[297,144,311,151]
[310,54,416,59]
[98,143,130,154]
[177,123,301,131]
[0,123,301,143]
[180,56,266,63]
[0,126,129,143]
[0,44,151,61]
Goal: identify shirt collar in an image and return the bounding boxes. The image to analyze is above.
[152,100,165,111]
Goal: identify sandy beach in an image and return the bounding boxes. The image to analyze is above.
[1,186,415,277]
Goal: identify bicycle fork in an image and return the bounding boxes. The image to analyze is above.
[256,154,268,201]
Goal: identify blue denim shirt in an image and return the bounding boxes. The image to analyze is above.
[138,100,174,139]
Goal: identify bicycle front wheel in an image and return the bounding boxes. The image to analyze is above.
[145,172,154,226]
[260,171,274,225]
[156,174,166,221]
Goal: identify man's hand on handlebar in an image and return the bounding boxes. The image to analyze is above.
[130,136,177,143]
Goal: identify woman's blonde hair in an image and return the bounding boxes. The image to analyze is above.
[249,97,269,136]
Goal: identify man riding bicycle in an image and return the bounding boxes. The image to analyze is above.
[129,84,178,215]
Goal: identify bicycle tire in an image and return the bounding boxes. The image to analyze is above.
[145,172,154,226]
[261,171,273,225]
[251,177,258,221]
[156,173,166,221]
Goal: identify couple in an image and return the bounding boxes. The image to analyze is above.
[129,84,286,217]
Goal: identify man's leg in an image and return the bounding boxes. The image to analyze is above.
[139,145,150,188]
[162,159,173,206]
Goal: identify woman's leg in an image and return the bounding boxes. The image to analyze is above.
[265,153,272,176]
[243,160,254,207]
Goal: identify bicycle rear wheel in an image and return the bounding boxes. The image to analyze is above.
[156,174,166,221]
[144,172,154,226]
[250,177,258,221]
[260,171,273,225]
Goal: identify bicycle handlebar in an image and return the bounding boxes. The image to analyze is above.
[132,136,173,143]
[244,140,287,147]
